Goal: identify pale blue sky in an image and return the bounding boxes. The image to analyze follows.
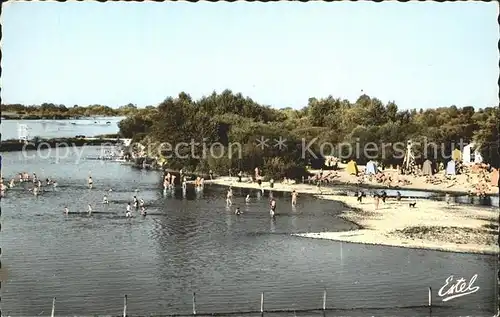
[2,2,498,110]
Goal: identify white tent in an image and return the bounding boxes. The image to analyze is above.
[463,143,483,164]
[365,160,378,175]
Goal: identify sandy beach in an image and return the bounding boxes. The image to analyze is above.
[309,164,499,196]
[205,176,499,255]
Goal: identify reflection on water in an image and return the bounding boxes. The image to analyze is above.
[0,147,497,316]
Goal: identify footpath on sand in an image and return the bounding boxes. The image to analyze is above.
[205,177,499,255]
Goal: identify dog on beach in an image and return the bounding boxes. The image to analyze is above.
[409,202,417,208]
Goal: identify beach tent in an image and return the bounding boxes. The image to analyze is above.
[492,169,499,187]
[422,159,433,175]
[446,160,456,175]
[451,149,462,162]
[346,160,359,175]
[365,160,378,175]
[462,143,483,164]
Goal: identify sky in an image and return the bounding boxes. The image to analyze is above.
[2,2,498,110]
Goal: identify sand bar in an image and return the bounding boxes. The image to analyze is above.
[206,177,499,255]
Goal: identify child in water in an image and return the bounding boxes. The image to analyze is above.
[291,190,298,206]
[270,198,277,217]
[126,203,132,217]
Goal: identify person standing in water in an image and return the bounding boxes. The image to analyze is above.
[88,204,93,215]
[171,175,176,188]
[245,194,250,203]
[270,198,277,217]
[226,187,233,206]
[182,176,187,190]
[88,176,93,189]
[235,207,242,215]
[140,206,147,216]
[133,196,138,209]
[126,203,132,217]
[64,206,69,215]
[103,194,109,204]
[291,190,298,206]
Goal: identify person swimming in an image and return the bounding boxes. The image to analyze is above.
[103,194,109,204]
[140,206,147,216]
[88,176,93,189]
[139,198,145,207]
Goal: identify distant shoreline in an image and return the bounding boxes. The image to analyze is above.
[1,115,124,120]
[0,137,120,152]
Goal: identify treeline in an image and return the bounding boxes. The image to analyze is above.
[117,90,499,180]
[1,103,139,119]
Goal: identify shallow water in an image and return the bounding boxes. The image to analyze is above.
[0,147,497,316]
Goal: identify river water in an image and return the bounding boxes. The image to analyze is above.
[0,146,497,316]
[1,117,124,140]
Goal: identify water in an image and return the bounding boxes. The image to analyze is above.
[336,187,499,208]
[0,147,497,316]
[1,117,124,140]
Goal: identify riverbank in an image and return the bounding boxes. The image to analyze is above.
[0,138,120,152]
[207,177,499,255]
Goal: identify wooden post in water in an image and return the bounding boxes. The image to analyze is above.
[123,295,127,317]
[51,297,56,317]
[192,292,197,315]
[428,287,432,307]
[260,292,264,316]
[323,289,327,310]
